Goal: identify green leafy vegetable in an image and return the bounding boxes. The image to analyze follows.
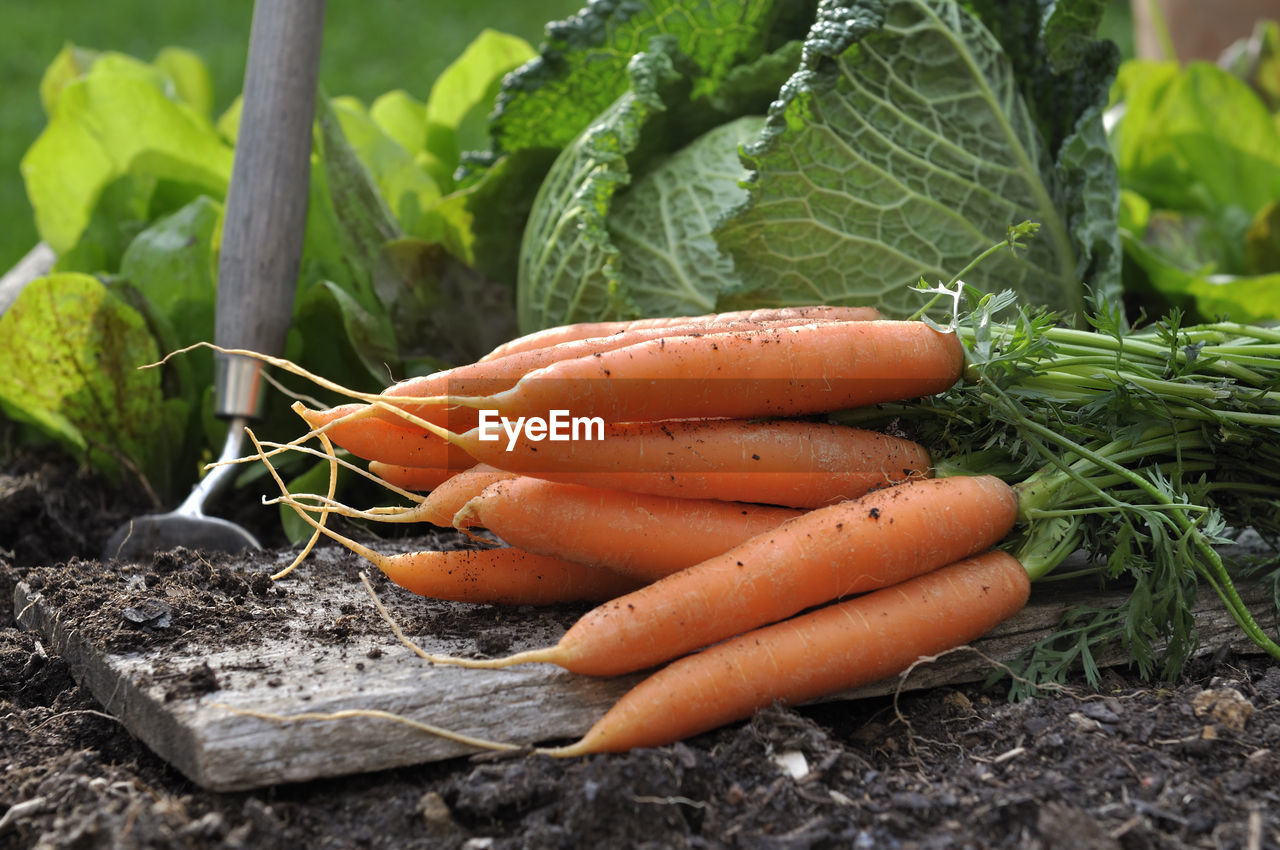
[423,28,538,178]
[22,49,232,255]
[517,45,682,329]
[512,0,1121,330]
[1247,199,1280,273]
[717,0,1119,319]
[6,30,532,501]
[1229,18,1280,110]
[486,0,804,156]
[1112,61,1280,215]
[0,274,187,499]
[837,225,1280,688]
[119,195,221,344]
[329,95,444,241]
[608,115,763,316]
[476,0,814,299]
[1111,55,1280,321]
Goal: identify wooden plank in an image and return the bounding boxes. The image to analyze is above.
[12,540,1277,792]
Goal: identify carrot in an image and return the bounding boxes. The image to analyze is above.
[429,474,1018,676]
[544,549,1030,755]
[229,551,1027,755]
[479,305,883,361]
[247,427,637,605]
[434,320,965,424]
[453,477,802,581]
[413,464,517,527]
[371,314,883,428]
[368,547,642,606]
[367,461,464,493]
[297,463,516,528]
[251,427,640,605]
[296,404,474,469]
[294,317,885,458]
[438,418,931,508]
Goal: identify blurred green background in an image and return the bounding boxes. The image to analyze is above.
[0,0,1133,276]
[0,0,582,273]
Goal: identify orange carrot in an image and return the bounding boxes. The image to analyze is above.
[369,547,642,605]
[441,320,965,424]
[479,305,883,362]
[413,464,518,527]
[441,418,931,508]
[367,461,464,493]
[371,314,883,428]
[454,477,802,581]
[295,316,882,455]
[319,463,517,527]
[247,427,632,605]
[544,549,1030,754]
[296,404,474,470]
[432,475,1018,676]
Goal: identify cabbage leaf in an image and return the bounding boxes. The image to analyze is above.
[516,0,1120,330]
[715,0,1120,319]
[487,0,808,156]
[517,47,681,330]
[608,115,763,316]
[472,0,814,289]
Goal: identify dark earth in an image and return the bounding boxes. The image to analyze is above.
[2,451,1278,849]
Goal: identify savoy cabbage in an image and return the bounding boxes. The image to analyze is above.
[496,0,1120,330]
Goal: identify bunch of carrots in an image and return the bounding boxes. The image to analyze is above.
[239,228,1280,755]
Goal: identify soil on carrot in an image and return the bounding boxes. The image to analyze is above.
[2,456,1280,849]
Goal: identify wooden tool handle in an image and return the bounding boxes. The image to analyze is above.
[215,0,326,418]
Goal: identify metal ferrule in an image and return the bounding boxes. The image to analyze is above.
[214,352,267,419]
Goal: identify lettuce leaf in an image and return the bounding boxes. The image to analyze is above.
[328,95,444,241]
[22,49,232,255]
[1112,60,1280,217]
[424,29,538,180]
[313,93,517,373]
[1123,230,1280,322]
[1111,57,1280,321]
[0,274,187,497]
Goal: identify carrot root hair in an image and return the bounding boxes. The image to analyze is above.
[152,341,457,412]
[211,703,523,754]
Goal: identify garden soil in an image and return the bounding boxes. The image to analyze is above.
[2,455,1279,849]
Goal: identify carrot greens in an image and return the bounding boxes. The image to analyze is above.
[839,231,1280,689]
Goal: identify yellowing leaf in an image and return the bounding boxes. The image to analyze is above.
[0,274,186,494]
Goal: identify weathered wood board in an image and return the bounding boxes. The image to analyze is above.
[12,540,1278,792]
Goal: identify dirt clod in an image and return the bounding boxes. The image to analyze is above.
[1192,686,1254,732]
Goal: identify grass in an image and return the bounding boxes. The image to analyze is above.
[0,0,582,273]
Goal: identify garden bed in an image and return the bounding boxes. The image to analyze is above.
[2,456,1279,849]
